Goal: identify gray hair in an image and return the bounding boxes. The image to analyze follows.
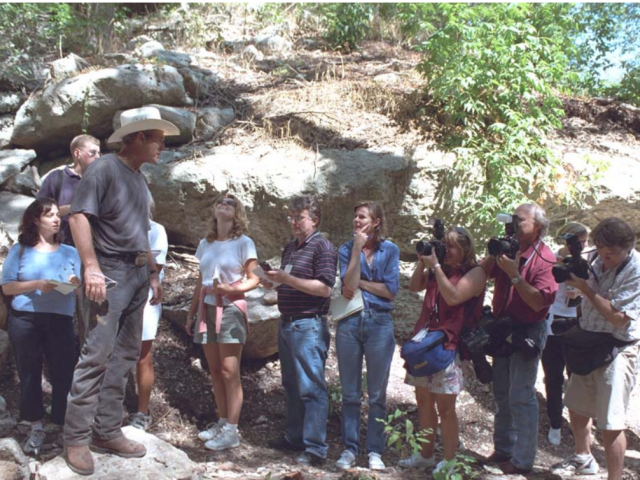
[520,203,550,238]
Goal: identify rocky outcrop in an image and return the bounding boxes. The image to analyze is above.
[39,426,200,480]
[135,41,194,69]
[2,165,40,196]
[143,145,447,260]
[11,64,192,151]
[0,149,36,186]
[0,114,14,149]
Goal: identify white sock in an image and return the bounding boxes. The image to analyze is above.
[218,418,228,426]
[575,453,592,461]
[225,423,238,433]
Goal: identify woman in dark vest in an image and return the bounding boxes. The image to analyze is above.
[400,226,486,473]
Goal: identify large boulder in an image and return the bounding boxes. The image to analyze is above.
[113,104,195,146]
[1,165,40,196]
[39,426,199,480]
[255,34,292,57]
[0,438,29,480]
[0,192,34,240]
[49,53,91,81]
[195,107,235,140]
[143,145,447,260]
[163,285,281,360]
[135,41,194,69]
[11,64,193,151]
[0,149,37,186]
[179,66,218,100]
[0,396,18,437]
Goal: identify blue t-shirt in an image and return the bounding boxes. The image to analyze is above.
[1,243,81,316]
[338,239,400,312]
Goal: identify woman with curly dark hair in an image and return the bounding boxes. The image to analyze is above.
[186,193,259,451]
[1,198,81,455]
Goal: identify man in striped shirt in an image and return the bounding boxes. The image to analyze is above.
[264,195,337,466]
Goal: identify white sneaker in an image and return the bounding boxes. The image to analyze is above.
[398,452,436,469]
[335,449,357,470]
[204,425,240,451]
[548,427,561,446]
[198,421,224,442]
[551,454,599,475]
[368,452,385,471]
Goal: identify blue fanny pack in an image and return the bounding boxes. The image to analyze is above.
[401,330,455,377]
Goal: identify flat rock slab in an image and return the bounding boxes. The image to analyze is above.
[39,426,199,480]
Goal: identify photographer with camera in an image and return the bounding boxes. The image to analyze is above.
[482,203,557,475]
[542,222,589,446]
[399,226,486,473]
[551,217,640,480]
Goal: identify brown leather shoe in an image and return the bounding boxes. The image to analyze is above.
[500,461,532,475]
[484,451,512,464]
[65,445,95,476]
[90,435,146,458]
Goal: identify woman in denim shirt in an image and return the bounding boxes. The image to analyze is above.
[335,201,400,471]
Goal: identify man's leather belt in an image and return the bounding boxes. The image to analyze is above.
[281,313,319,323]
[96,250,148,267]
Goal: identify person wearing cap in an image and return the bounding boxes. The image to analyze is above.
[62,107,179,476]
[37,134,101,247]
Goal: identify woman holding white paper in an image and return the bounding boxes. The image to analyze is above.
[335,201,400,471]
[1,198,81,455]
[185,193,259,451]
[400,226,486,472]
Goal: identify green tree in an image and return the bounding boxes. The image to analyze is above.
[412,3,604,240]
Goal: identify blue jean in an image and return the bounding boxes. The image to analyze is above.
[278,316,331,458]
[336,309,395,455]
[493,320,548,470]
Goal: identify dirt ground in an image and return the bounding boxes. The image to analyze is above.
[1,256,639,479]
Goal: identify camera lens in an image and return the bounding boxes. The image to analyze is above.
[416,241,432,256]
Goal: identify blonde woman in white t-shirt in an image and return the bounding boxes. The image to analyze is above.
[186,194,260,451]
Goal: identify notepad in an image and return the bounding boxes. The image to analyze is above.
[330,289,365,321]
[48,280,77,295]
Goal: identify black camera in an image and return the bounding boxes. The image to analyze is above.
[552,233,590,283]
[487,213,520,258]
[415,218,446,263]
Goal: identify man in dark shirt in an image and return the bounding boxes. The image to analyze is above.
[37,135,101,246]
[264,195,337,466]
[63,107,178,476]
[481,203,557,474]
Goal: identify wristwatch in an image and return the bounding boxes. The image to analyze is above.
[510,275,522,285]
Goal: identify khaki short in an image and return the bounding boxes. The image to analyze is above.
[194,304,246,345]
[564,344,640,430]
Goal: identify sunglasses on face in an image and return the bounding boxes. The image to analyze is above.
[217,198,236,207]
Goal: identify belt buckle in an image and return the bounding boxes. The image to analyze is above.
[134,252,148,267]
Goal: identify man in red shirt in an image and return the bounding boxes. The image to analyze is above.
[482,203,557,474]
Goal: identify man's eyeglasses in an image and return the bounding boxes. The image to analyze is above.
[80,149,101,157]
[217,198,236,207]
[287,215,311,224]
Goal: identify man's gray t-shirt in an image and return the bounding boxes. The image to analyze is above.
[71,153,150,256]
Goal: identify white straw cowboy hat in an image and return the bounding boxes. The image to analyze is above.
[107,106,180,144]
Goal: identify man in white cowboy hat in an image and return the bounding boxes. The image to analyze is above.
[63,107,179,475]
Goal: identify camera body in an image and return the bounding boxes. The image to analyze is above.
[487,213,520,258]
[552,233,590,283]
[415,218,447,263]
